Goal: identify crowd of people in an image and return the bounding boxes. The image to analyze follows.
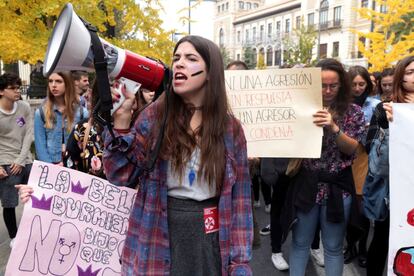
[1,35,413,275]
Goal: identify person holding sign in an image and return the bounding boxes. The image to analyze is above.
[364,55,414,276]
[284,59,365,276]
[34,72,88,165]
[103,36,252,275]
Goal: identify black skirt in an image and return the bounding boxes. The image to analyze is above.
[167,196,222,276]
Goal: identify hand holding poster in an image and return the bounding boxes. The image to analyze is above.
[225,67,322,158]
[6,161,136,276]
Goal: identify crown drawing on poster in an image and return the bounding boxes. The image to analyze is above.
[31,194,53,211]
[71,180,88,195]
[77,264,101,276]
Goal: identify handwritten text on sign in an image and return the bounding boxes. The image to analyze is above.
[6,160,136,276]
[225,68,323,158]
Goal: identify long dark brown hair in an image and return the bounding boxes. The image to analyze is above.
[348,65,373,107]
[393,55,414,103]
[316,58,351,117]
[44,72,79,131]
[155,35,229,192]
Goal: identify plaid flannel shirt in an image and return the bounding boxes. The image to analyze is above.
[103,101,253,276]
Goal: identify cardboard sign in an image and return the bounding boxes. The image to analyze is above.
[225,67,323,158]
[6,160,137,276]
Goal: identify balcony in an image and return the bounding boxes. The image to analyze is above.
[318,19,343,31]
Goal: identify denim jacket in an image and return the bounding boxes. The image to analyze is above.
[34,105,88,163]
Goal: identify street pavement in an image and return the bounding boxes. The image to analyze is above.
[0,198,367,276]
[250,200,366,275]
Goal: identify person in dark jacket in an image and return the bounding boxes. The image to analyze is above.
[364,55,414,276]
[284,59,365,276]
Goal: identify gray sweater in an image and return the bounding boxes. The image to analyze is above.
[0,101,33,166]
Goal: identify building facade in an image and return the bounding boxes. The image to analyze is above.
[214,0,375,68]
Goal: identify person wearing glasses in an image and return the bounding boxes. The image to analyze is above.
[0,73,33,248]
[283,59,365,276]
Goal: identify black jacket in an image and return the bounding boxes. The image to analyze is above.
[281,166,361,242]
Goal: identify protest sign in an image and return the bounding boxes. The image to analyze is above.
[225,67,322,158]
[6,160,136,276]
[388,104,414,275]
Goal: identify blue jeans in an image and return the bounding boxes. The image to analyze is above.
[289,195,352,276]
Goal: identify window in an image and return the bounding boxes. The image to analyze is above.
[332,41,339,57]
[226,2,229,10]
[361,0,369,8]
[245,29,249,42]
[275,50,281,66]
[239,1,244,10]
[237,31,241,43]
[334,6,341,26]
[218,6,220,13]
[320,43,327,59]
[308,13,314,27]
[221,4,225,11]
[319,0,329,29]
[276,21,281,33]
[268,23,272,38]
[246,2,252,9]
[253,27,257,40]
[358,37,366,58]
[266,46,273,66]
[380,4,387,13]
[237,53,240,60]
[296,16,301,29]
[285,18,290,33]
[253,3,258,8]
[219,29,224,47]
[260,25,264,41]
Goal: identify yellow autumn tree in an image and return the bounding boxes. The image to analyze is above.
[0,0,175,65]
[354,0,414,72]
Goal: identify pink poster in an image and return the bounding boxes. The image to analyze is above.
[6,160,136,276]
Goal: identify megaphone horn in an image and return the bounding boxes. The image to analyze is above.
[43,3,166,92]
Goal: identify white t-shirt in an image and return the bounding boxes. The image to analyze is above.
[167,147,217,201]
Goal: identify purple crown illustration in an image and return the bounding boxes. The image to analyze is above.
[31,194,52,211]
[71,181,88,195]
[77,265,101,276]
[16,117,25,127]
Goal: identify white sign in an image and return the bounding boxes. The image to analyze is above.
[6,161,136,276]
[225,68,323,158]
[388,103,414,275]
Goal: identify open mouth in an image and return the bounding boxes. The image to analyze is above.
[174,72,188,81]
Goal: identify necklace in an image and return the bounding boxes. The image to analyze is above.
[188,148,199,186]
